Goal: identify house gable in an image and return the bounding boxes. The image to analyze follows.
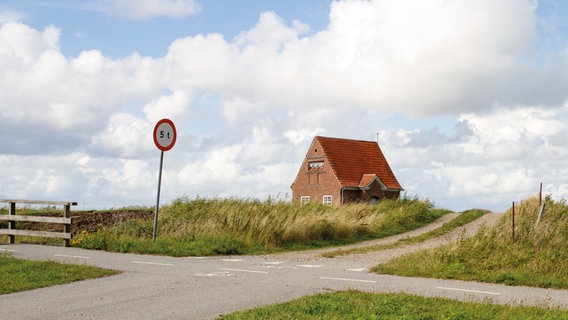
[291,138,342,205]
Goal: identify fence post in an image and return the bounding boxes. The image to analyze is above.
[511,201,515,242]
[539,182,542,206]
[64,204,71,247]
[8,202,16,244]
[536,203,546,225]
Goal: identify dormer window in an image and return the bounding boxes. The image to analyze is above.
[308,161,323,169]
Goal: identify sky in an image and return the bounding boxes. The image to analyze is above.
[1,0,568,212]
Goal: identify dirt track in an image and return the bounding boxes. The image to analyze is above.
[271,212,503,267]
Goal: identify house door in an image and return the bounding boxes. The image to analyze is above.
[368,197,380,205]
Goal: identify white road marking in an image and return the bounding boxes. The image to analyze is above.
[251,265,298,270]
[320,276,377,284]
[219,268,268,274]
[345,268,367,272]
[195,272,233,277]
[53,254,91,259]
[130,260,174,266]
[2,249,17,252]
[297,264,322,268]
[220,258,244,262]
[262,261,284,265]
[436,286,501,296]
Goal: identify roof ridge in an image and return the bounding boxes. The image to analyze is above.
[316,135,376,144]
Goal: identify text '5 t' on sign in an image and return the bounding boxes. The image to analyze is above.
[153,119,177,152]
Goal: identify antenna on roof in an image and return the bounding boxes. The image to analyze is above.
[376,132,380,145]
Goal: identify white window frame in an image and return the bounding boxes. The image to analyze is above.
[308,161,324,169]
[323,195,333,206]
[300,196,310,204]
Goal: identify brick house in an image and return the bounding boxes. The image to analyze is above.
[291,136,402,206]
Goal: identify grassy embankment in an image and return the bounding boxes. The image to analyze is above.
[0,253,119,294]
[374,196,568,289]
[217,290,568,320]
[69,196,448,256]
[322,209,487,258]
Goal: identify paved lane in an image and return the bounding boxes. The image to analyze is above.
[1,244,567,320]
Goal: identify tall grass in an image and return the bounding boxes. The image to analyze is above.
[374,196,568,289]
[73,196,445,256]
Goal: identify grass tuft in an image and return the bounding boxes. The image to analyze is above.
[216,290,568,319]
[0,253,119,294]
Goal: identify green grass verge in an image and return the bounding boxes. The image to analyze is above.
[0,254,120,294]
[322,209,484,258]
[216,290,568,320]
[373,196,568,289]
[70,196,448,256]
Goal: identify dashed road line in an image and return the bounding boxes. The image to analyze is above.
[220,258,244,262]
[219,268,268,274]
[54,254,91,259]
[436,286,501,296]
[320,276,377,284]
[131,260,174,266]
[2,249,17,252]
[195,272,233,277]
[297,264,322,268]
[345,268,367,272]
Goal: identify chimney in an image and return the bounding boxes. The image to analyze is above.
[376,132,380,145]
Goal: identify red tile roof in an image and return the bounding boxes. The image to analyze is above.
[316,136,402,190]
[358,174,378,187]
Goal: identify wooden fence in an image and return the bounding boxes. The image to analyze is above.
[0,199,77,247]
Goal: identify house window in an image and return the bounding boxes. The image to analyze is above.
[323,195,333,206]
[308,161,324,169]
[300,196,310,204]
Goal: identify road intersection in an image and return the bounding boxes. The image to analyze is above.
[1,244,567,320]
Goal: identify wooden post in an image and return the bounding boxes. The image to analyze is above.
[536,203,546,225]
[511,201,515,242]
[8,202,16,244]
[539,182,542,206]
[64,204,71,247]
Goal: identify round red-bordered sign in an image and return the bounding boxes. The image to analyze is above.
[153,118,177,152]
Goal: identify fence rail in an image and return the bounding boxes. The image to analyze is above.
[0,199,77,247]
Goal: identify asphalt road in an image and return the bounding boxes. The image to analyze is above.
[1,244,567,319]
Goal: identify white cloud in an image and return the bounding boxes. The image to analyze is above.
[99,0,201,19]
[382,103,568,210]
[143,90,192,123]
[2,1,568,212]
[284,127,325,145]
[89,113,153,158]
[156,0,555,118]
[0,22,60,68]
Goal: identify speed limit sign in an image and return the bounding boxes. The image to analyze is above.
[153,118,177,152]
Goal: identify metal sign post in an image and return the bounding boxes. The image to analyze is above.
[152,118,177,241]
